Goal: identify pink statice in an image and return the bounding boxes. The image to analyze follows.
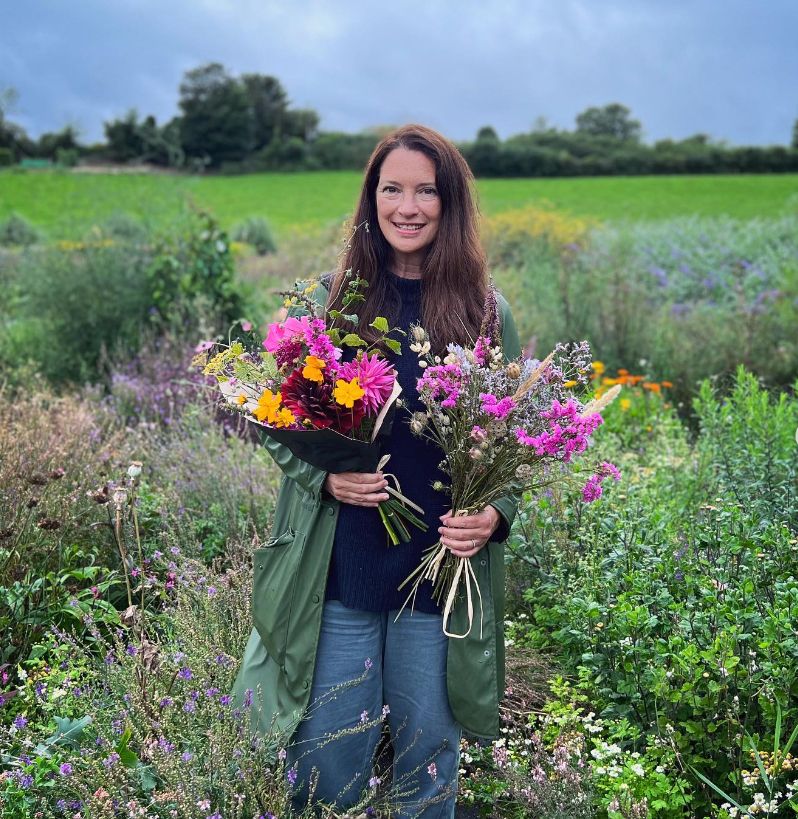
[582,475,603,502]
[473,335,492,366]
[418,363,467,409]
[338,352,396,414]
[480,393,516,420]
[515,399,603,462]
[582,461,621,502]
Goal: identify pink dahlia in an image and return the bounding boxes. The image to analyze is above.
[337,352,396,415]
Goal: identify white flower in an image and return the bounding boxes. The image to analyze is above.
[631,763,645,777]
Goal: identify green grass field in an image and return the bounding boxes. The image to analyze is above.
[1,169,796,238]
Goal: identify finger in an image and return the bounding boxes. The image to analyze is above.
[446,539,484,558]
[334,475,387,493]
[340,490,390,507]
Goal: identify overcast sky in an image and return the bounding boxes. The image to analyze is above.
[2,0,796,146]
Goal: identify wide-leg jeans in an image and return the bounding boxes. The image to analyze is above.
[288,600,461,818]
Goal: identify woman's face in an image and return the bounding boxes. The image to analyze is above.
[375,147,441,267]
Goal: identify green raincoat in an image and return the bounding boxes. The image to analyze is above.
[232,285,521,739]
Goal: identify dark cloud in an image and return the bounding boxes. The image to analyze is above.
[2,0,796,145]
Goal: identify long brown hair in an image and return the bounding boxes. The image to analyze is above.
[327,124,488,354]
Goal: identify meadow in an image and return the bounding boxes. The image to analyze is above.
[1,169,797,238]
[0,171,797,818]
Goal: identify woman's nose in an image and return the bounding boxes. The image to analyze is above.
[397,193,420,215]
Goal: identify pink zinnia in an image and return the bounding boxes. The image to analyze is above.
[338,352,396,414]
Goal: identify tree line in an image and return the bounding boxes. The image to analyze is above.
[2,67,798,176]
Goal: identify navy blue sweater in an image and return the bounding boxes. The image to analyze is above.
[325,273,450,614]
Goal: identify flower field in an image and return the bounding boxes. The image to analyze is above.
[1,186,797,817]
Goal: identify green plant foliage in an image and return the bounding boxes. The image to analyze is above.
[0,212,39,246]
[231,215,277,255]
[506,370,798,815]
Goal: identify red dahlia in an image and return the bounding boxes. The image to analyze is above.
[281,370,365,434]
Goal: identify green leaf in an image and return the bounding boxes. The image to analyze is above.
[341,333,366,347]
[48,715,93,748]
[342,313,360,325]
[384,338,402,354]
[370,316,389,333]
[116,727,140,768]
[138,763,158,791]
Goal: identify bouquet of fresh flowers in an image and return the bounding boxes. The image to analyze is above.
[399,322,621,637]
[194,277,427,545]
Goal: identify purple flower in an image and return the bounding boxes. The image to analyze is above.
[219,695,232,706]
[14,715,28,729]
[206,586,217,598]
[243,688,253,708]
[178,667,193,680]
[183,700,196,713]
[287,765,298,786]
[159,696,173,708]
[427,762,437,780]
[126,644,138,656]
[582,476,603,503]
[59,762,73,776]
[360,710,369,723]
[364,657,373,671]
[182,751,193,762]
[103,752,120,768]
[18,772,33,789]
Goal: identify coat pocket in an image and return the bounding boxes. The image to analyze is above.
[251,528,306,667]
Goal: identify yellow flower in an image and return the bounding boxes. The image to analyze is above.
[592,361,606,375]
[253,389,282,423]
[620,398,632,412]
[302,355,326,383]
[275,407,295,428]
[334,377,365,408]
[236,393,247,405]
[564,379,577,388]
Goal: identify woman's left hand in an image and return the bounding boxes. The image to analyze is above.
[439,506,501,558]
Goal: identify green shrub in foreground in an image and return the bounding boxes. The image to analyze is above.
[0,213,40,246]
[508,369,798,816]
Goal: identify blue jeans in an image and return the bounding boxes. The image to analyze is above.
[288,601,461,818]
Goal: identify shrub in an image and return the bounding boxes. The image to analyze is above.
[0,147,13,167]
[0,213,39,246]
[508,369,798,815]
[232,215,278,255]
[99,211,149,243]
[5,241,152,383]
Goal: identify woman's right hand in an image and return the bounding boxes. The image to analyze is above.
[323,472,389,507]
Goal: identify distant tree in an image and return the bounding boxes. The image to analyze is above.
[178,62,253,167]
[104,109,145,162]
[283,108,320,142]
[36,125,80,160]
[792,117,798,150]
[575,103,642,142]
[241,73,288,150]
[476,125,499,142]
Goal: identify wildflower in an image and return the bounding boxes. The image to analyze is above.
[382,704,391,718]
[236,393,247,405]
[253,389,283,424]
[178,667,193,680]
[364,657,373,670]
[620,398,632,411]
[207,586,217,598]
[302,355,327,383]
[277,748,287,761]
[197,799,211,811]
[243,688,253,708]
[427,762,437,780]
[369,775,382,788]
[287,765,298,786]
[360,710,369,723]
[13,715,27,729]
[468,447,483,460]
[103,752,120,768]
[334,377,366,408]
[127,461,143,479]
[219,695,232,706]
[59,762,73,776]
[182,751,193,762]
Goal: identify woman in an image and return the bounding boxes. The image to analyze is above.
[233,124,521,818]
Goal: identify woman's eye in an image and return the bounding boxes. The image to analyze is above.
[419,187,438,200]
[381,185,399,195]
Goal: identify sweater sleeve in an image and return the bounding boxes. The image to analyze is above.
[488,294,522,543]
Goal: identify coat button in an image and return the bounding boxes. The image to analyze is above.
[483,649,491,657]
[327,507,335,516]
[303,679,310,689]
[480,558,487,566]
[312,593,320,604]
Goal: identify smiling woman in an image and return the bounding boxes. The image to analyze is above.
[233,124,521,819]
